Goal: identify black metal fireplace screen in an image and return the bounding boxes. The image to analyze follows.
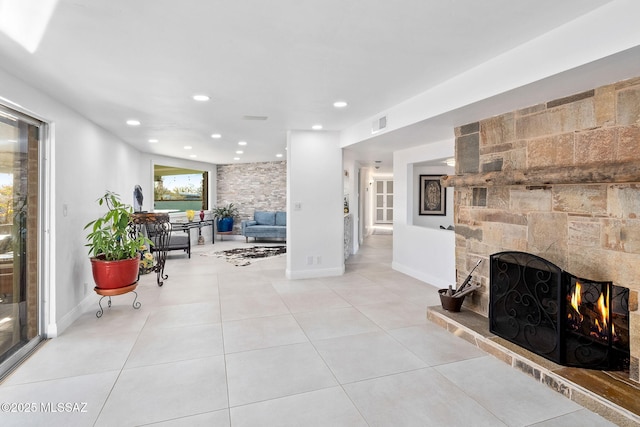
[490,252,629,370]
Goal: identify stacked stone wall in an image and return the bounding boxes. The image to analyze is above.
[452,76,640,381]
[216,161,286,233]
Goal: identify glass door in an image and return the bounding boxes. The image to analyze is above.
[0,104,43,376]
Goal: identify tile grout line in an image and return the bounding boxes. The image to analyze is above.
[427,307,640,426]
[215,271,234,426]
[92,311,150,426]
[283,282,372,426]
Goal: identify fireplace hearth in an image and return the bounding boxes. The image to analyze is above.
[490,251,629,371]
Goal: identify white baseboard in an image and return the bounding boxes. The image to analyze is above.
[392,261,449,290]
[286,266,345,280]
[50,292,96,337]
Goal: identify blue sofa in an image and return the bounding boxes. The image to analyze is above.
[241,211,286,242]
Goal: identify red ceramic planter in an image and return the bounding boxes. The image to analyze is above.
[90,255,140,289]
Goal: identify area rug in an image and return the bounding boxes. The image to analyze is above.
[207,245,286,266]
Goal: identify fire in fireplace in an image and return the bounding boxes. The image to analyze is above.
[490,252,629,370]
[565,277,629,369]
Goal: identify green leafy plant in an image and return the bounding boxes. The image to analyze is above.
[85,191,151,261]
[212,203,239,219]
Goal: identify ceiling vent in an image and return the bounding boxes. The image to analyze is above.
[372,116,387,134]
[243,115,268,121]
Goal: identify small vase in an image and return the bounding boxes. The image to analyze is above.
[186,210,195,221]
[199,210,205,221]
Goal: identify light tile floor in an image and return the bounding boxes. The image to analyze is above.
[0,235,616,426]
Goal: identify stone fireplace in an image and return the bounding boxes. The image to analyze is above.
[443,76,640,384]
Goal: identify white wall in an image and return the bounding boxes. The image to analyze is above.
[392,139,456,289]
[340,0,640,148]
[0,68,144,336]
[287,131,344,279]
[412,165,454,229]
[359,167,374,238]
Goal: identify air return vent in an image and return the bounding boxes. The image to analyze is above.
[372,116,387,134]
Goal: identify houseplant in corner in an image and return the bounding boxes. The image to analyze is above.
[212,203,239,233]
[85,191,151,290]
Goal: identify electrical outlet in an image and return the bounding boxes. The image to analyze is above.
[316,256,322,265]
[307,256,313,265]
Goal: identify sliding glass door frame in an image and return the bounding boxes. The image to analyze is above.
[0,101,51,379]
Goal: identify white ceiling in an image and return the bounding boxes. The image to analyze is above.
[0,0,617,169]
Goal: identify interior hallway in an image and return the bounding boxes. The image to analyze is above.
[0,235,614,426]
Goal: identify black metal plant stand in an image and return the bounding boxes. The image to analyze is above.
[95,283,141,318]
[93,212,171,317]
[131,212,171,286]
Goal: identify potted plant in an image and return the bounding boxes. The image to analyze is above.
[85,191,151,289]
[212,203,239,233]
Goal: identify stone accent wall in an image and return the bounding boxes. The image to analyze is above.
[451,76,640,382]
[216,161,286,233]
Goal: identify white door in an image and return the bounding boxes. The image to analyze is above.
[374,179,393,223]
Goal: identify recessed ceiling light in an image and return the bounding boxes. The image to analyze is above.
[276,153,283,158]
[184,145,192,150]
[312,124,323,130]
[126,119,141,126]
[333,101,348,108]
[233,157,240,160]
[211,133,222,139]
[236,150,243,154]
[189,154,197,158]
[238,141,247,146]
[148,139,158,143]
[193,94,210,101]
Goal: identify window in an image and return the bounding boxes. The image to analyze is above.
[153,165,208,211]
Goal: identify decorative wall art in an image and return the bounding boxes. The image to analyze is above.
[419,175,446,215]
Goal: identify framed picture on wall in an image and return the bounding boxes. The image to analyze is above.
[419,175,446,215]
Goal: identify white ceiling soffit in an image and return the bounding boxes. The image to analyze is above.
[0,0,628,170]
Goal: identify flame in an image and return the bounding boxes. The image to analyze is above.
[570,282,583,320]
[596,287,609,332]
[568,281,616,343]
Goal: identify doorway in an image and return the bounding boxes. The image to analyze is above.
[0,104,44,377]
[374,179,393,224]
